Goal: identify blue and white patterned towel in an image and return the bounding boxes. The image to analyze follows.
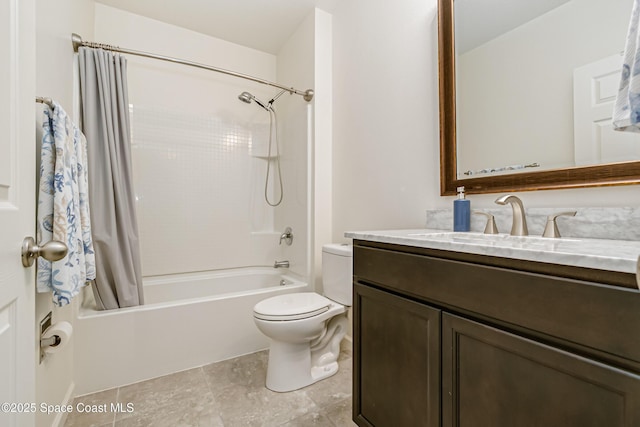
[36,101,96,306]
[614,0,640,132]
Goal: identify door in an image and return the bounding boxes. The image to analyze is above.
[443,313,640,427]
[353,283,441,427]
[573,53,640,165]
[0,1,36,426]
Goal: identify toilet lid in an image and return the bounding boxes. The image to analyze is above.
[254,292,332,321]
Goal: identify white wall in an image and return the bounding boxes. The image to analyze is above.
[332,0,438,240]
[94,4,294,277]
[457,0,633,175]
[35,1,94,425]
[331,0,640,238]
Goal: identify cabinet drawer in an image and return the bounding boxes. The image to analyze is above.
[354,244,640,369]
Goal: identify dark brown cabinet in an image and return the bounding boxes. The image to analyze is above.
[352,240,640,427]
[443,313,640,427]
[353,283,440,427]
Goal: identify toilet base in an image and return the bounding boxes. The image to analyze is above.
[265,315,347,392]
[265,343,340,392]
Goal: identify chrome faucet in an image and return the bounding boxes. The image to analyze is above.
[274,260,290,268]
[495,194,528,236]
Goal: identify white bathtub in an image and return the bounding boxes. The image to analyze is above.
[73,267,308,395]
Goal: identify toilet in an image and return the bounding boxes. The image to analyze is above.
[253,243,352,392]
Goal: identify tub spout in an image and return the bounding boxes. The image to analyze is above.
[274,260,289,268]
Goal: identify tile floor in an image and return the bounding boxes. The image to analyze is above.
[64,347,356,427]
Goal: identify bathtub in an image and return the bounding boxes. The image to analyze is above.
[73,267,308,395]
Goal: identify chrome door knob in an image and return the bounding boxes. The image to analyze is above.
[21,237,68,267]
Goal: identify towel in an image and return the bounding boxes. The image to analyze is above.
[613,0,640,132]
[36,101,96,306]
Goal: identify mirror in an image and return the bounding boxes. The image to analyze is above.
[439,0,640,195]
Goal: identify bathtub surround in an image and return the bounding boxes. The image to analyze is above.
[73,268,307,395]
[94,4,315,280]
[70,1,330,398]
[79,47,144,309]
[426,207,640,241]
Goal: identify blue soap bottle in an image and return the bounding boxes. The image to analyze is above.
[453,186,470,232]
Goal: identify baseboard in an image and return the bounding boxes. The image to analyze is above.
[52,381,75,427]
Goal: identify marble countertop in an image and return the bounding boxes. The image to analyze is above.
[345,229,640,277]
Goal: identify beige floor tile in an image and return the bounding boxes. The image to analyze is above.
[113,397,224,427]
[202,350,268,394]
[339,339,353,359]
[324,397,358,427]
[64,388,118,427]
[212,383,319,427]
[115,367,215,423]
[67,348,356,427]
[279,411,336,426]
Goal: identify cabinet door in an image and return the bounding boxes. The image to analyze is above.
[353,283,441,427]
[443,313,640,427]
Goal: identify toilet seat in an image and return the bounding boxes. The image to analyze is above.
[254,292,332,321]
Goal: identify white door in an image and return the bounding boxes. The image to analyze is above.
[0,0,36,426]
[574,53,640,165]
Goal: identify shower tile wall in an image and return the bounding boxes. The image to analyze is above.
[131,105,281,277]
[96,4,312,280]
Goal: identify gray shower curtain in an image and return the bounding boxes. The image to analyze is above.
[78,47,144,309]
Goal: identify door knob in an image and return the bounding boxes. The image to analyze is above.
[21,237,68,267]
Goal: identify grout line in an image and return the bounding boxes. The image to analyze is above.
[112,388,119,426]
[199,365,215,395]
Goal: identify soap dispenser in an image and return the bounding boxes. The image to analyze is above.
[453,186,470,232]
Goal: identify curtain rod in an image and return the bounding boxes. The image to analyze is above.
[71,33,314,102]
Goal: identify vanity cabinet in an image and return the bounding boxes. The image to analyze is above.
[443,313,640,426]
[352,240,640,427]
[354,284,440,427]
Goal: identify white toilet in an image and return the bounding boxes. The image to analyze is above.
[253,243,352,392]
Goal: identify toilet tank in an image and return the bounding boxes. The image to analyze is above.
[322,243,353,306]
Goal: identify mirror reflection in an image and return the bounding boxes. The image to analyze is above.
[454,0,640,180]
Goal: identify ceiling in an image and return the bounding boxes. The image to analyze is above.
[455,0,570,53]
[95,0,340,55]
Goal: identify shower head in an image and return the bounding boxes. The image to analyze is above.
[238,91,253,104]
[238,91,270,111]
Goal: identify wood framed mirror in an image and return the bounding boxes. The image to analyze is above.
[438,0,640,196]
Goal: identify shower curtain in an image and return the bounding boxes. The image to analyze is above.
[78,47,144,309]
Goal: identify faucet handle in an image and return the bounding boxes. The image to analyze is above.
[473,210,499,234]
[279,227,293,246]
[542,211,576,238]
